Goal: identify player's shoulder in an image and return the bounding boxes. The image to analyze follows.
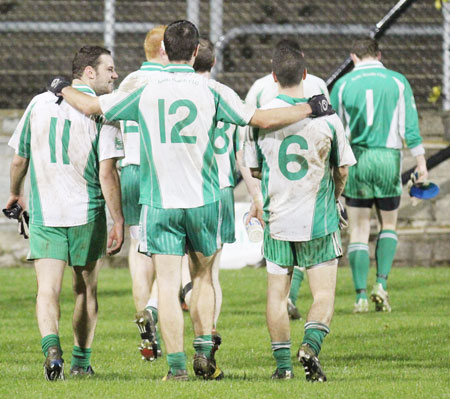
[310,112,343,132]
[383,67,409,83]
[305,73,326,87]
[260,97,287,110]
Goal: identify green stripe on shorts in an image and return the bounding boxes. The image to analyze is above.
[263,229,342,268]
[220,187,235,244]
[121,165,141,226]
[344,147,402,199]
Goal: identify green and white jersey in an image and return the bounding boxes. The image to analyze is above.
[9,85,124,227]
[330,60,424,156]
[212,122,240,188]
[244,95,356,241]
[119,62,164,168]
[99,63,256,209]
[245,73,330,108]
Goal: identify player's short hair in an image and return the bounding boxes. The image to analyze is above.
[164,20,199,62]
[72,46,111,79]
[272,39,305,88]
[144,25,167,61]
[351,37,380,59]
[193,38,215,73]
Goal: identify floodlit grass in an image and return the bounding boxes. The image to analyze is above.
[0,266,449,399]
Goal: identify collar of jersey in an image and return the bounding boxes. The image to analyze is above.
[164,63,195,73]
[140,61,164,71]
[354,60,385,70]
[276,94,308,105]
[72,84,96,95]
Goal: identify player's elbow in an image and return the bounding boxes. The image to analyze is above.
[11,154,29,170]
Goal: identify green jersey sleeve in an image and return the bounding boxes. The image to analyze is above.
[402,77,423,153]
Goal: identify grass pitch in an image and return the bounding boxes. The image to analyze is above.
[0,265,449,399]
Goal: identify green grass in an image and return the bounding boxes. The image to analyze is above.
[0,266,449,399]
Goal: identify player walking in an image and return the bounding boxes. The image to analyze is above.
[244,40,355,381]
[48,20,334,381]
[6,46,124,380]
[330,37,428,313]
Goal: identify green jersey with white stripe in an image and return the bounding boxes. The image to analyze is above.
[99,63,256,209]
[120,62,164,167]
[9,85,124,227]
[244,95,356,241]
[330,60,424,156]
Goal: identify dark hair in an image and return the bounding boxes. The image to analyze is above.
[272,39,305,88]
[351,37,380,59]
[72,46,111,79]
[193,38,215,72]
[164,20,199,62]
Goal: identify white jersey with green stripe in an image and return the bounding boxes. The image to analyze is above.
[8,85,124,227]
[330,60,424,156]
[212,122,240,188]
[245,73,330,108]
[98,63,256,209]
[119,62,164,168]
[244,95,356,241]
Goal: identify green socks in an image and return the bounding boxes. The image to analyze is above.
[302,322,330,356]
[41,334,62,357]
[376,230,398,290]
[289,267,304,305]
[348,243,370,300]
[271,341,292,372]
[167,352,187,374]
[145,306,158,324]
[193,335,213,357]
[71,346,92,370]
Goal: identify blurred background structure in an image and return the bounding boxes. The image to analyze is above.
[0,0,449,267]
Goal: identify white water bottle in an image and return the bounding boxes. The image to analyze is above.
[243,212,263,243]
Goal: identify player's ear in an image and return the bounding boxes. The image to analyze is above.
[84,65,96,79]
[272,71,278,83]
[193,43,200,58]
[377,51,382,61]
[303,68,308,81]
[350,53,359,64]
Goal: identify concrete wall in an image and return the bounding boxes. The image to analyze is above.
[0,109,449,268]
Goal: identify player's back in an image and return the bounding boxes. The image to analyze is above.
[12,87,122,227]
[255,97,347,241]
[331,60,414,149]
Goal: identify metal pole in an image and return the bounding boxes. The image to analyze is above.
[209,0,223,44]
[443,2,450,111]
[104,0,116,55]
[187,0,200,29]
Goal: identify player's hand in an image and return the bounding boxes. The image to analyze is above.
[5,195,26,213]
[336,199,348,230]
[414,162,428,184]
[308,95,336,118]
[247,199,264,227]
[46,76,70,96]
[107,222,124,255]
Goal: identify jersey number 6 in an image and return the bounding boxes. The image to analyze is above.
[278,135,309,181]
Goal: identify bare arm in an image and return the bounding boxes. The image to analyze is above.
[236,149,264,225]
[99,158,124,255]
[249,104,312,130]
[61,86,102,115]
[333,166,348,199]
[414,154,428,183]
[6,154,29,209]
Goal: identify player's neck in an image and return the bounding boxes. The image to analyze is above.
[196,71,211,79]
[72,77,92,89]
[278,84,304,99]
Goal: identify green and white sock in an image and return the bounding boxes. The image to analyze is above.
[193,335,213,357]
[167,352,187,375]
[271,340,292,372]
[289,267,304,306]
[145,305,158,324]
[41,334,62,357]
[302,322,330,356]
[348,243,370,300]
[71,346,91,370]
[376,230,398,290]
